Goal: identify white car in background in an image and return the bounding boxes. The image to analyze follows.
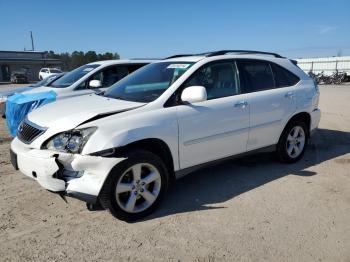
[10,50,321,221]
[38,68,63,80]
[26,60,154,100]
[0,73,65,117]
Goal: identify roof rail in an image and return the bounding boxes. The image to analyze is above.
[163,50,284,60]
[164,54,196,59]
[206,50,284,58]
[130,58,160,60]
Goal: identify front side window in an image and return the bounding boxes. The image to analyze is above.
[182,61,240,100]
[104,62,194,103]
[76,64,148,90]
[91,66,129,88]
[239,60,275,92]
[50,64,100,88]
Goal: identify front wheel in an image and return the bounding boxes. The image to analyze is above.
[276,121,308,163]
[99,150,169,221]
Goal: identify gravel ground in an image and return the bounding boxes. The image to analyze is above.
[0,85,349,261]
[0,83,33,92]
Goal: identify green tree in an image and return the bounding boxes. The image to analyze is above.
[85,51,98,63]
[46,50,121,71]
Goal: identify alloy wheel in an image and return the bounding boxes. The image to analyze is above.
[286,126,306,158]
[115,163,161,213]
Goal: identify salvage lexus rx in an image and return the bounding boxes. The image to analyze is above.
[10,50,321,221]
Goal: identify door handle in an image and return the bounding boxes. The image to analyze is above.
[284,92,294,99]
[234,101,248,108]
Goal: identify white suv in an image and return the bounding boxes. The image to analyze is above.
[39,68,62,80]
[10,50,321,221]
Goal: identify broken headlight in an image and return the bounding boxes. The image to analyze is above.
[45,127,97,154]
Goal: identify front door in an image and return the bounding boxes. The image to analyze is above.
[177,60,249,169]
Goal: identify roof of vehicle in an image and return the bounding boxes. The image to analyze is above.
[162,50,287,63]
[86,59,158,66]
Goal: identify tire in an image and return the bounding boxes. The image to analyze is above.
[99,150,169,221]
[276,120,308,163]
[39,75,43,80]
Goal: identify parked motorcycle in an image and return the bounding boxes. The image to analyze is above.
[308,71,347,85]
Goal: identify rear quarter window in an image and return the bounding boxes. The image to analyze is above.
[271,63,300,87]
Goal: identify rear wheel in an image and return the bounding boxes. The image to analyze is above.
[99,150,169,221]
[276,121,308,163]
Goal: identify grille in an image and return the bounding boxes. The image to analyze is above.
[17,120,46,144]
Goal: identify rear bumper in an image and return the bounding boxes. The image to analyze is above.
[310,108,321,135]
[10,138,124,203]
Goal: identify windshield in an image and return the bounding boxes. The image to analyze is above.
[50,64,100,88]
[104,62,194,102]
[30,74,63,87]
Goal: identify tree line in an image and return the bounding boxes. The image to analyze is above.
[46,51,120,71]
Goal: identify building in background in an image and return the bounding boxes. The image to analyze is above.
[296,56,350,76]
[0,50,61,83]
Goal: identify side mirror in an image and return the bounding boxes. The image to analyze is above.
[181,86,207,104]
[89,80,102,88]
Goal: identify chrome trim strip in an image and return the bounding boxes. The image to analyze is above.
[249,119,282,130]
[183,127,249,146]
[183,119,282,146]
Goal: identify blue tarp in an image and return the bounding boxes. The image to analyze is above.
[5,91,57,136]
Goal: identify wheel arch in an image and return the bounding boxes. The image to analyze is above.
[113,138,176,183]
[279,112,311,142]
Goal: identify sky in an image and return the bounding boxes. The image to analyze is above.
[0,0,349,59]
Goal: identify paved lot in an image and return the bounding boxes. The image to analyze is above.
[0,85,349,261]
[0,83,32,93]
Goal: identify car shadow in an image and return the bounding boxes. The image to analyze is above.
[141,128,350,221]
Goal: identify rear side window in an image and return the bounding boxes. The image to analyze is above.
[239,60,274,92]
[271,63,300,87]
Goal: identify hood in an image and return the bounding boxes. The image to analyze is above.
[23,86,54,94]
[28,94,145,129]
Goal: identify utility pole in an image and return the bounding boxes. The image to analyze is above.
[30,31,35,51]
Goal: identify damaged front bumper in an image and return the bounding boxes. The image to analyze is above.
[10,138,123,204]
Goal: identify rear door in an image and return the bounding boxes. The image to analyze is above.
[237,59,299,151]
